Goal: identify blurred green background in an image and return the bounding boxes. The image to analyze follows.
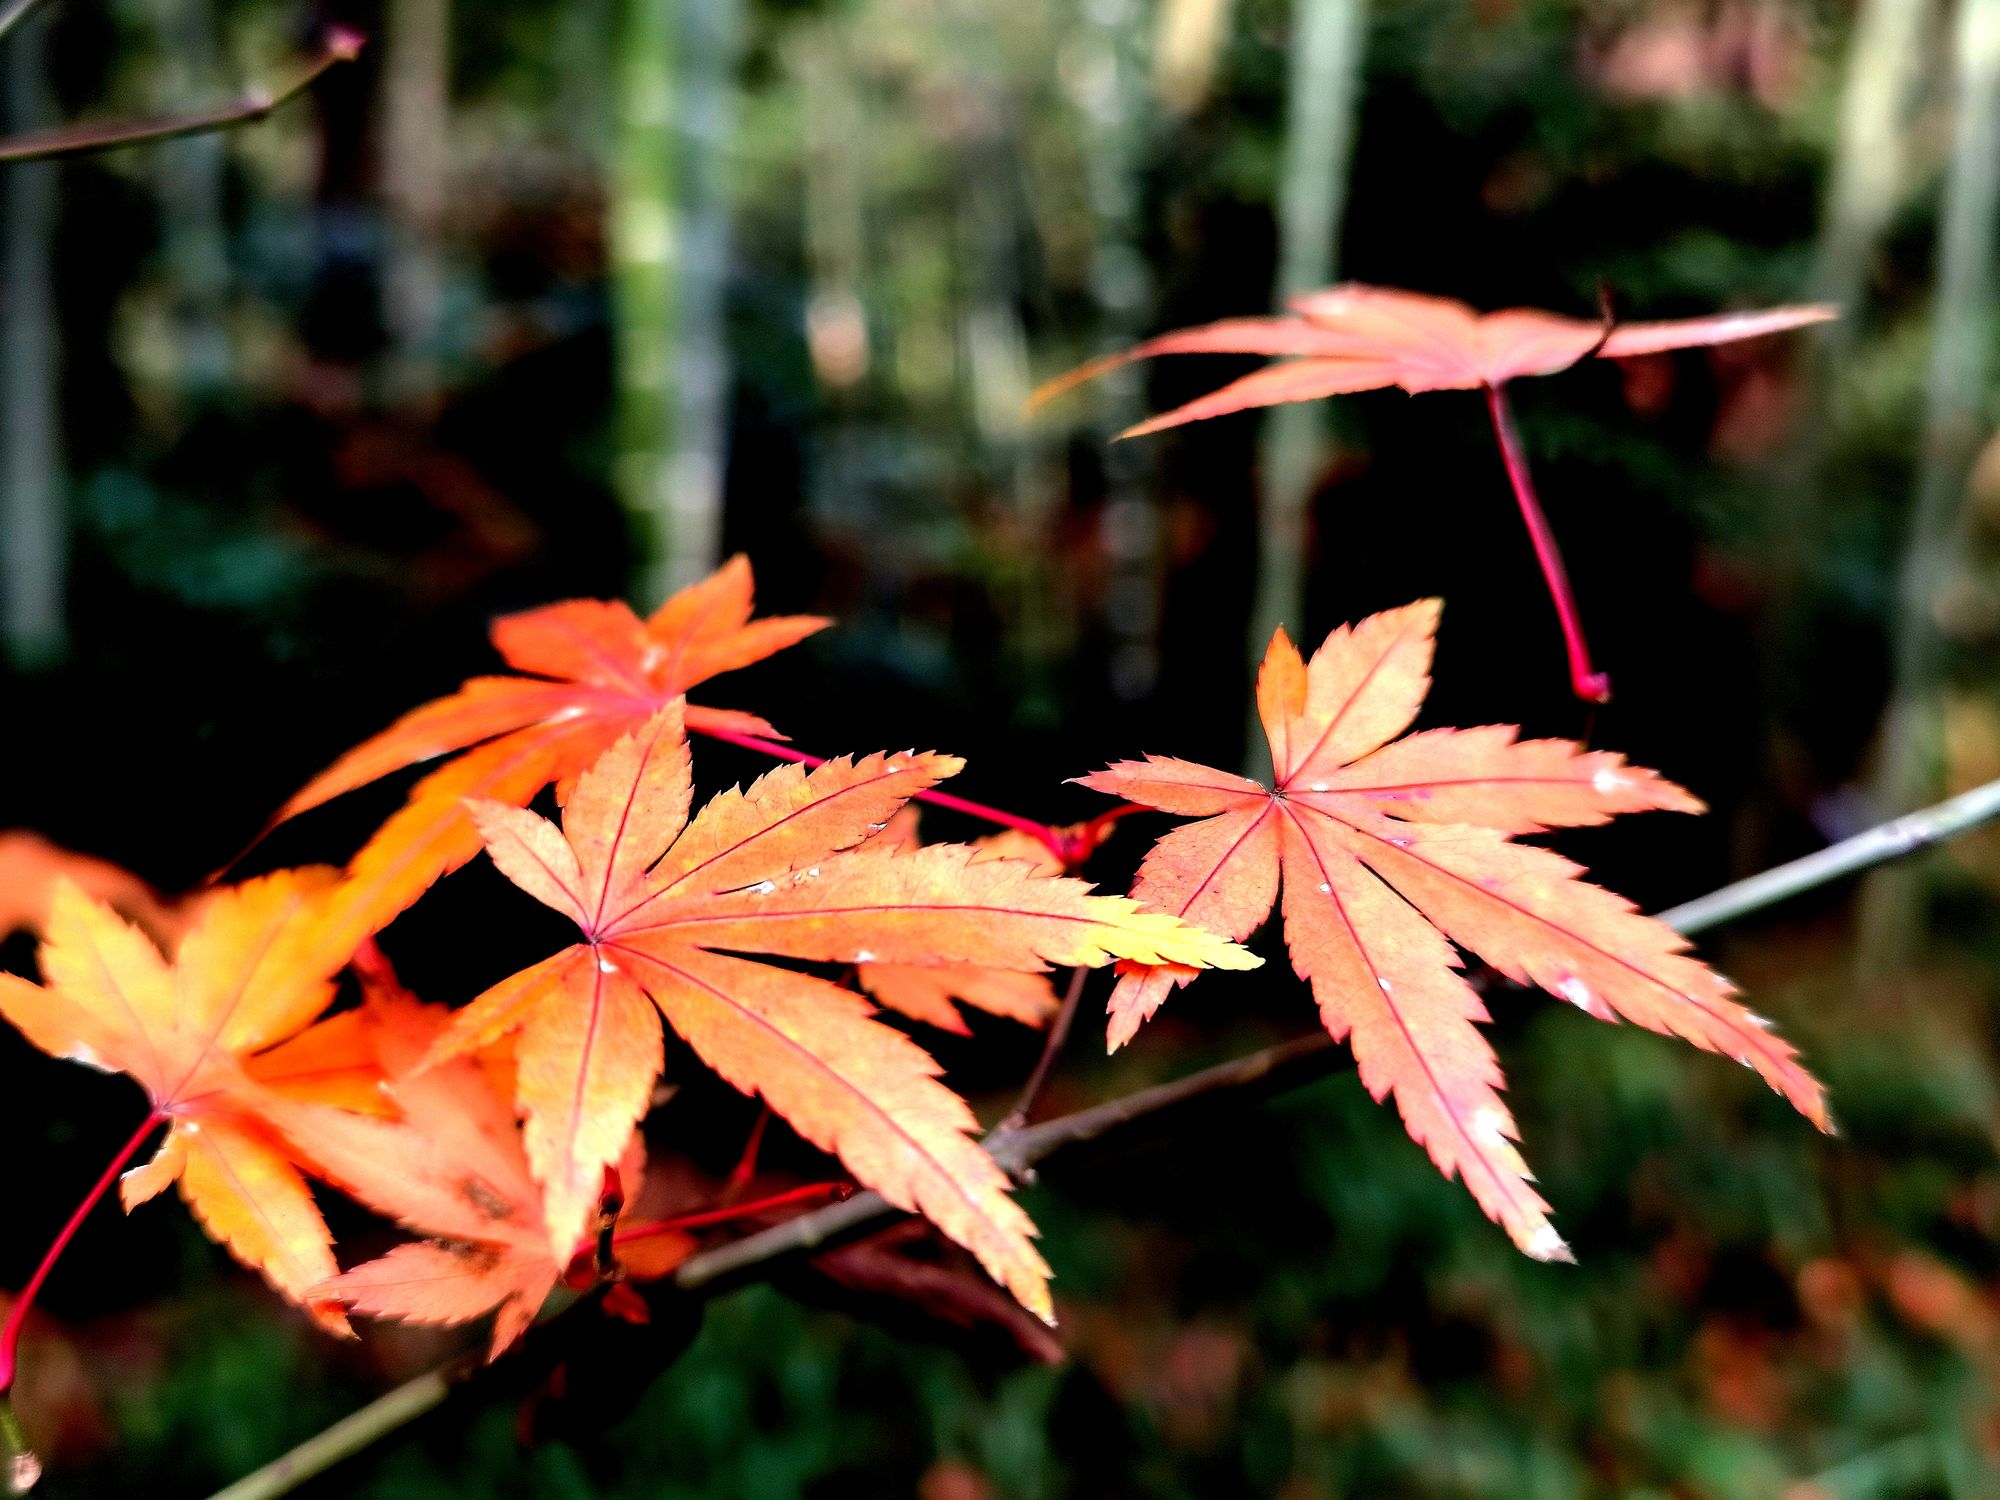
[5,0,2000,1495]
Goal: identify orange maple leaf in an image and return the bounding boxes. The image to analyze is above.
[271,555,828,950]
[0,871,383,1327]
[0,833,191,947]
[276,956,641,1361]
[436,701,1260,1322]
[1033,282,1833,704]
[1076,600,1830,1262]
[854,813,1063,1035]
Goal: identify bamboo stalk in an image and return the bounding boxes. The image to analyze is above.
[1242,0,1369,775]
[1859,0,2000,971]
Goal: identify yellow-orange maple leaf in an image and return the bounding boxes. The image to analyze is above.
[0,870,382,1327]
[1077,601,1830,1262]
[854,813,1062,1034]
[272,555,828,951]
[438,701,1259,1322]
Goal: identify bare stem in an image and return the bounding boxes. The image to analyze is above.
[202,772,2000,1500]
[0,29,364,165]
[1,1112,163,1392]
[720,1107,771,1203]
[1483,382,1611,704]
[612,1183,852,1248]
[692,723,1072,860]
[994,966,1090,1135]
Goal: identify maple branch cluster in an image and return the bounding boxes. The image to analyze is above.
[0,282,1846,1490]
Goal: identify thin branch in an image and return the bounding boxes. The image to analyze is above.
[202,1360,468,1500]
[0,28,364,165]
[0,0,54,48]
[1656,775,2000,936]
[994,966,1090,1134]
[201,773,2000,1500]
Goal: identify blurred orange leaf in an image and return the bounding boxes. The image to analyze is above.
[0,870,372,1328]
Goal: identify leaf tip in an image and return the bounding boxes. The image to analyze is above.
[1523,1223,1574,1264]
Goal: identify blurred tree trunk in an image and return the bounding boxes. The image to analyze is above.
[612,0,741,605]
[611,0,681,603]
[148,0,232,397]
[555,0,617,160]
[1,7,61,667]
[380,0,451,394]
[661,0,741,595]
[793,18,869,561]
[1746,0,1927,860]
[1072,0,1160,704]
[1810,0,1929,318]
[1243,0,1367,776]
[1153,0,1235,117]
[1860,0,2000,970]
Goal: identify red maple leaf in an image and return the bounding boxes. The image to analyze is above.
[1077,600,1830,1260]
[1033,283,1834,702]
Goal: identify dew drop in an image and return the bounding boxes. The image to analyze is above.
[855,950,877,964]
[598,956,620,974]
[1388,836,1414,848]
[748,880,776,895]
[1377,977,1393,993]
[1317,882,1331,894]
[1592,768,1630,794]
[1470,1106,1508,1149]
[1309,782,1329,793]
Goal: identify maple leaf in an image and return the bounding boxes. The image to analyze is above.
[1076,600,1830,1262]
[276,955,632,1361]
[854,813,1062,1035]
[436,700,1259,1322]
[269,555,828,950]
[1032,282,1833,703]
[0,870,381,1327]
[0,833,190,946]
[1031,283,1836,434]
